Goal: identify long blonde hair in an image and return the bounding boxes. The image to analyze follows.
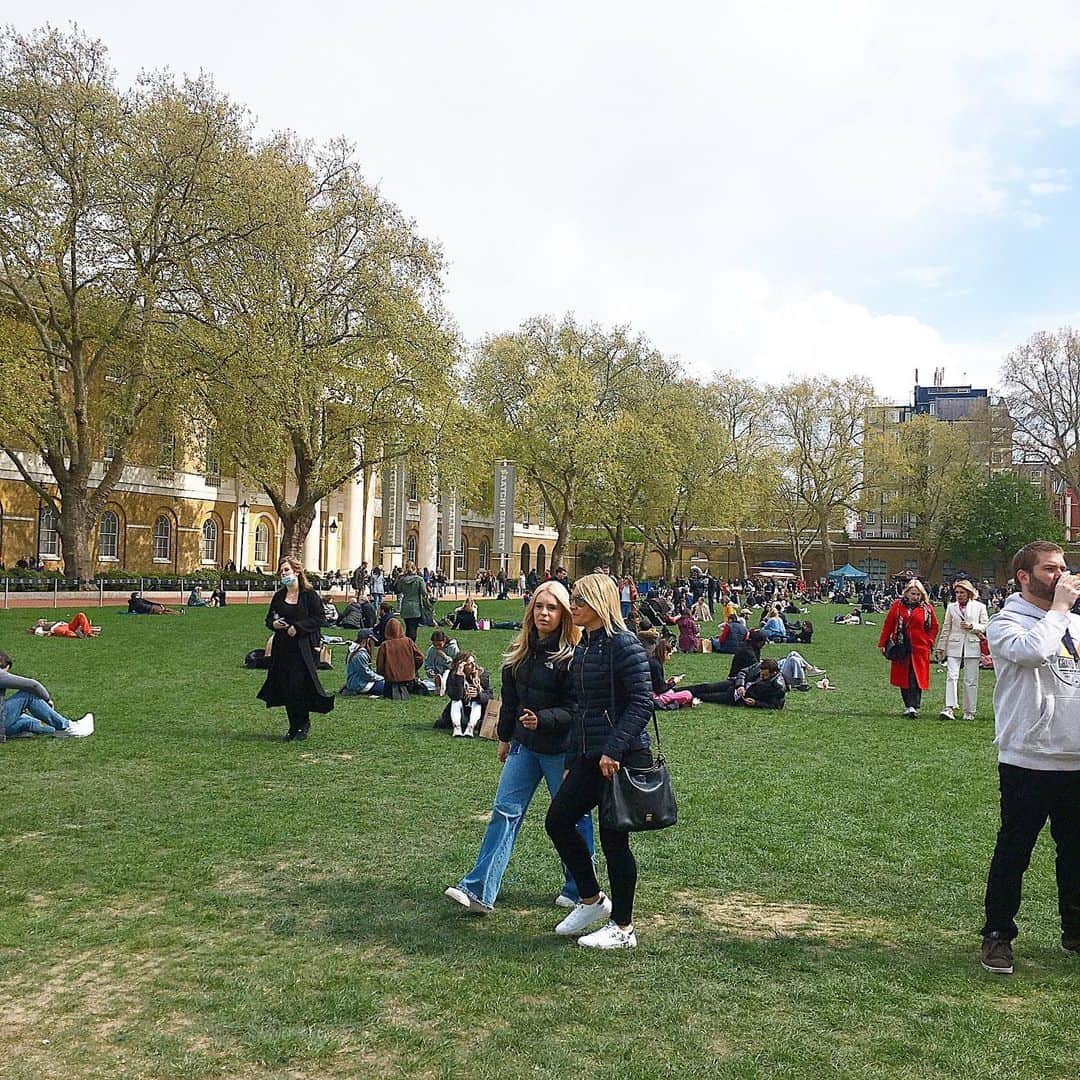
[503,580,580,671]
[573,572,626,635]
[901,578,929,605]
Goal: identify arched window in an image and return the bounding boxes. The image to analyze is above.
[98,511,119,560]
[38,505,60,558]
[201,518,219,564]
[478,539,489,571]
[406,533,417,565]
[455,535,466,573]
[536,544,547,575]
[254,522,270,566]
[520,543,531,572]
[153,516,172,562]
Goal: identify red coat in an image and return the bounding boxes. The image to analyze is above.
[878,599,939,690]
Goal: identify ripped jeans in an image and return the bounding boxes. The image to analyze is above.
[456,741,594,909]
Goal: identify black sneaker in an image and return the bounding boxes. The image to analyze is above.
[283,732,297,742]
[980,935,1014,974]
[1062,933,1080,953]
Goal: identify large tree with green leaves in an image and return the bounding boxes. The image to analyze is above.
[946,472,1065,577]
[178,138,459,557]
[0,26,259,577]
[469,315,678,567]
[775,376,876,572]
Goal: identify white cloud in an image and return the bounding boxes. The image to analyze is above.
[1029,181,1071,195]
[897,266,952,288]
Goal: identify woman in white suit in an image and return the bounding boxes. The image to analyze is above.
[934,579,988,720]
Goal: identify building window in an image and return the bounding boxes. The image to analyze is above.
[38,505,60,558]
[520,543,531,573]
[157,431,176,480]
[406,533,417,565]
[201,518,218,564]
[904,559,918,572]
[864,511,876,524]
[99,511,119,560]
[408,473,418,502]
[522,507,530,526]
[478,539,489,570]
[153,516,172,562]
[103,420,117,463]
[455,537,466,573]
[254,522,270,565]
[538,504,546,528]
[536,544,547,575]
[204,434,220,486]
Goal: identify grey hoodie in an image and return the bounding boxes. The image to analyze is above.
[0,669,50,705]
[987,593,1080,771]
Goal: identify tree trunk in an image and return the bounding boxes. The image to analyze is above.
[611,520,625,576]
[819,518,835,572]
[552,508,573,568]
[734,530,749,580]
[279,504,317,561]
[58,493,95,581]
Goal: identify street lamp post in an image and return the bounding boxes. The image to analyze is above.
[238,500,249,570]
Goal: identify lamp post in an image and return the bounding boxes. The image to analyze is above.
[238,500,249,570]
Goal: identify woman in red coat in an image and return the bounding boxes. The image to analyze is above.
[878,579,939,717]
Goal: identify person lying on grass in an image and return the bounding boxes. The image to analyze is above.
[27,613,101,638]
[683,658,787,709]
[0,648,93,740]
[128,592,184,615]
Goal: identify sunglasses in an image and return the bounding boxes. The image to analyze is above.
[569,593,589,607]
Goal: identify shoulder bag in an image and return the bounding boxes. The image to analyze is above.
[883,606,911,662]
[597,636,678,832]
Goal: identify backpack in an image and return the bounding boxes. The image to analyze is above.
[338,602,367,629]
[244,649,272,669]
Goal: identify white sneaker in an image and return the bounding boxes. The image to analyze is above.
[56,713,93,738]
[578,920,637,950]
[939,707,955,721]
[555,894,612,936]
[443,886,492,914]
[452,727,464,737]
[554,893,577,909]
[963,713,976,721]
[691,697,702,707]
[464,723,478,738]
[904,707,918,718]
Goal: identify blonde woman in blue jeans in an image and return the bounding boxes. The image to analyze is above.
[444,582,594,913]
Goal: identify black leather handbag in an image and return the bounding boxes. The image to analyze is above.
[883,614,911,662]
[596,642,677,832]
[600,712,678,831]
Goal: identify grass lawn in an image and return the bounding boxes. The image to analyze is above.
[1,600,1078,1079]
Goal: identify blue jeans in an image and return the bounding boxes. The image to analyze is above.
[458,742,594,908]
[621,601,632,619]
[2,692,70,736]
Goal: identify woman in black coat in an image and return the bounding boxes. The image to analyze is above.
[257,557,334,741]
[544,573,653,951]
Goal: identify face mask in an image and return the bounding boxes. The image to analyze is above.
[281,574,297,587]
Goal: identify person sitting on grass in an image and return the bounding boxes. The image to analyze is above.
[373,599,398,644]
[684,658,787,709]
[187,586,210,607]
[0,648,93,739]
[761,606,789,643]
[690,594,712,624]
[727,628,766,680]
[27,613,101,638]
[451,596,480,632]
[833,607,863,625]
[340,632,385,697]
[438,652,493,736]
[128,592,183,615]
[712,613,748,654]
[375,617,424,700]
[648,637,697,709]
[321,593,339,626]
[424,630,460,695]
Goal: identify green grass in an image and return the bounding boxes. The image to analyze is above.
[1,601,1077,1079]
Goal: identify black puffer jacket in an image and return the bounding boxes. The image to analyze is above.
[497,631,575,754]
[569,628,652,763]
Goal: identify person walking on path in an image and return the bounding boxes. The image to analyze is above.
[444,581,594,913]
[979,541,1080,975]
[879,579,939,717]
[934,579,989,720]
[258,557,335,741]
[544,573,653,950]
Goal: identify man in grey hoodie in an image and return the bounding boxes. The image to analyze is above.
[980,541,1080,974]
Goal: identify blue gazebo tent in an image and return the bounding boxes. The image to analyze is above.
[827,563,869,581]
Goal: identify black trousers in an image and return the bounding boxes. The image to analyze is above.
[545,751,651,927]
[404,617,420,641]
[983,763,1080,940]
[900,660,922,709]
[285,704,310,736]
[684,678,740,705]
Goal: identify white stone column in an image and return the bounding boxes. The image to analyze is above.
[303,500,322,572]
[343,477,364,571]
[362,467,376,567]
[418,495,438,573]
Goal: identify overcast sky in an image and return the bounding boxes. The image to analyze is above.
[7,1,1080,401]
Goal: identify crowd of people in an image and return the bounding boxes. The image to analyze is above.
[7,539,1080,974]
